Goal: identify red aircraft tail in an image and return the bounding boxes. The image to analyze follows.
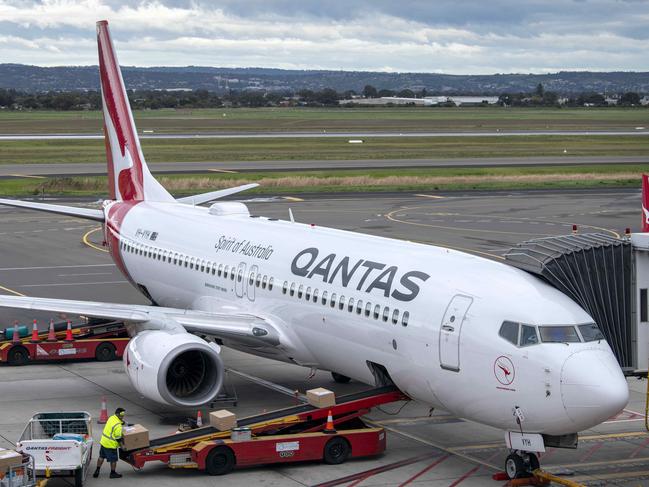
[642,174,649,232]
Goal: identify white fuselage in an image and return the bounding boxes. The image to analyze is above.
[105,200,628,436]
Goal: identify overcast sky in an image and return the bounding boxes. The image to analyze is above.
[0,0,647,73]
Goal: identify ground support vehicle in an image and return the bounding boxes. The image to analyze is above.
[0,453,37,487]
[16,412,93,487]
[0,321,128,365]
[122,386,406,475]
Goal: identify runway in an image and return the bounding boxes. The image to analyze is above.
[1,129,648,141]
[1,155,647,178]
[0,189,647,486]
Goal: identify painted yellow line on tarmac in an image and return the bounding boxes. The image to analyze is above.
[8,174,46,179]
[82,227,108,253]
[415,194,446,199]
[283,196,304,202]
[208,168,238,174]
[552,456,649,470]
[0,284,25,296]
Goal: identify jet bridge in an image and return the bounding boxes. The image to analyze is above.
[505,232,649,374]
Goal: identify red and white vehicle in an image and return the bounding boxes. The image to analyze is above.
[0,20,629,479]
[0,321,128,366]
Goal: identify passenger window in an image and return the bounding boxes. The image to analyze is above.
[392,309,399,324]
[321,291,328,305]
[356,300,363,315]
[365,302,372,317]
[223,265,229,276]
[200,262,205,272]
[499,321,519,346]
[305,287,312,300]
[262,276,268,289]
[184,257,189,268]
[520,325,539,347]
[282,281,288,294]
[256,274,262,288]
[348,297,354,312]
[330,293,337,307]
[298,284,304,298]
[312,289,319,303]
[212,264,216,275]
[218,264,223,277]
[268,277,274,291]
[230,268,235,281]
[382,307,389,322]
[373,304,380,320]
[249,272,255,286]
[237,269,243,283]
[290,282,296,297]
[339,295,345,311]
[402,311,409,327]
[190,258,195,270]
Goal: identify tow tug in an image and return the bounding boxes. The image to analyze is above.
[121,386,407,475]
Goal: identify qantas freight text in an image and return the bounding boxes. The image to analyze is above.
[291,247,430,302]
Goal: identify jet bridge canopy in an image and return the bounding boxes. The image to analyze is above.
[504,233,635,371]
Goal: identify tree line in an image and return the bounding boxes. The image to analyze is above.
[0,84,644,110]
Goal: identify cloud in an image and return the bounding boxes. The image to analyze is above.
[0,0,647,73]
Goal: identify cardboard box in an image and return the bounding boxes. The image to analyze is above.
[209,410,237,431]
[121,424,149,451]
[0,449,23,471]
[306,388,336,408]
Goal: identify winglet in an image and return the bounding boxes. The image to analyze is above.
[642,174,649,232]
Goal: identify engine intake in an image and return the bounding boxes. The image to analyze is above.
[124,330,224,407]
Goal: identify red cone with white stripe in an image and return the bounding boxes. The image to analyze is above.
[30,320,40,343]
[98,396,108,424]
[11,321,20,343]
[46,319,57,342]
[196,410,203,427]
[64,320,74,342]
[323,410,336,434]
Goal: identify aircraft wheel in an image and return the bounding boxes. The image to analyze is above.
[528,452,540,471]
[505,453,529,479]
[331,372,351,384]
[205,446,235,475]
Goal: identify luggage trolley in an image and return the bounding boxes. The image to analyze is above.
[0,453,37,487]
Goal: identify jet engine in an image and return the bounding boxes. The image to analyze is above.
[124,330,224,407]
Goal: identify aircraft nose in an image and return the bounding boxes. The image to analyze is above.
[560,349,629,428]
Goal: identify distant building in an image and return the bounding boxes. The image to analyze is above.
[339,95,499,106]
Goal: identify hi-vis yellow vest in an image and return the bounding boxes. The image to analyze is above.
[100,415,123,449]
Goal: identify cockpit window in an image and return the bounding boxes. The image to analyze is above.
[520,325,539,347]
[539,325,581,343]
[578,323,605,342]
[499,321,519,346]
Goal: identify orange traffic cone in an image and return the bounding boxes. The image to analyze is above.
[30,320,40,343]
[323,410,336,434]
[196,410,203,427]
[46,319,57,342]
[64,320,74,342]
[11,321,20,343]
[98,396,108,424]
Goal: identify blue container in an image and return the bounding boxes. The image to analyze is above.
[3,325,28,340]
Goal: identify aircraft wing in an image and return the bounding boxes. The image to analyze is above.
[0,295,281,347]
[176,183,259,206]
[0,198,104,222]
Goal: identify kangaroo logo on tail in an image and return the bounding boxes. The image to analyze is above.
[96,21,173,203]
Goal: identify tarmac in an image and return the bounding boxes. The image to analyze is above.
[0,188,647,486]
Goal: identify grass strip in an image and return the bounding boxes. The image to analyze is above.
[1,164,644,197]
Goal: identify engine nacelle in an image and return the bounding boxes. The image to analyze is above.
[124,330,224,407]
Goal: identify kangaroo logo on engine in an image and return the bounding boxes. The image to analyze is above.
[291,247,429,302]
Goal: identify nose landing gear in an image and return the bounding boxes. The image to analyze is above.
[505,451,540,479]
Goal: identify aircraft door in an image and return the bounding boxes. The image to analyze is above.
[247,264,259,302]
[235,262,246,298]
[439,294,473,372]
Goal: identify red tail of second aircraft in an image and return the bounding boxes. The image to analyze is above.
[642,174,649,232]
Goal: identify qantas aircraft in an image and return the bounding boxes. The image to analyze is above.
[642,174,649,232]
[0,21,629,478]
